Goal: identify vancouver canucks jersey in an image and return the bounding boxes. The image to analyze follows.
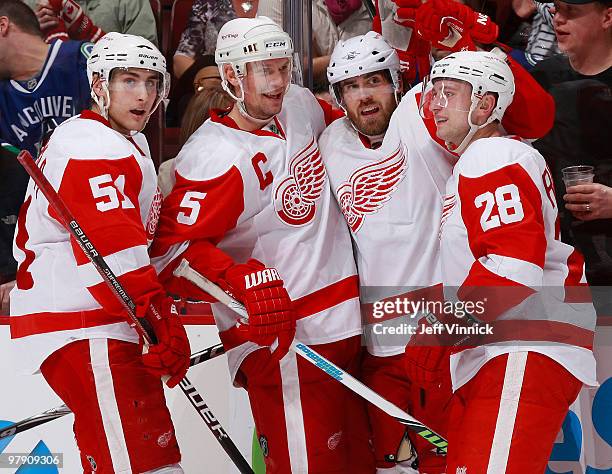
[0,40,91,157]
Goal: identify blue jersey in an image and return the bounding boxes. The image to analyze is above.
[0,40,92,157]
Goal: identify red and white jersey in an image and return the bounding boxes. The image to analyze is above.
[151,85,361,380]
[320,86,455,356]
[440,136,597,390]
[10,110,163,374]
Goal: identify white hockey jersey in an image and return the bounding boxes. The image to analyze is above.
[320,86,456,356]
[10,111,162,374]
[440,136,597,390]
[151,85,361,380]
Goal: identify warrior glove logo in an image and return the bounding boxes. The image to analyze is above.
[274,138,326,226]
[337,146,406,233]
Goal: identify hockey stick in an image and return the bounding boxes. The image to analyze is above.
[0,343,226,441]
[362,0,376,19]
[173,258,449,454]
[17,151,254,474]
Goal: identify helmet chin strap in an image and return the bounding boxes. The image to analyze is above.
[447,97,497,155]
[222,76,276,127]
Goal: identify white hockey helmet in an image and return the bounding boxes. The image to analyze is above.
[215,16,294,102]
[327,31,401,108]
[425,50,515,153]
[87,32,170,123]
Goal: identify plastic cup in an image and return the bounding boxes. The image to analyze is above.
[562,165,594,188]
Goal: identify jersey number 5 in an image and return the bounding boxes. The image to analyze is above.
[475,184,525,231]
[89,174,135,212]
[177,191,207,225]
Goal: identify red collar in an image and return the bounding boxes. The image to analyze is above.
[210,109,286,139]
[80,109,111,127]
[79,110,145,157]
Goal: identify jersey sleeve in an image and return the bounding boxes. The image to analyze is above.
[52,148,162,319]
[151,165,245,299]
[501,55,555,139]
[455,155,547,321]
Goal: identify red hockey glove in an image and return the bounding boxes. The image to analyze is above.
[48,0,105,42]
[404,315,452,388]
[393,0,422,28]
[416,0,498,51]
[223,260,296,362]
[405,310,480,388]
[141,293,191,388]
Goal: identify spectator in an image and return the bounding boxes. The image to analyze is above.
[259,0,410,89]
[0,142,26,315]
[173,0,258,79]
[532,0,612,315]
[512,0,559,68]
[24,0,158,44]
[159,85,233,196]
[166,54,221,126]
[0,0,90,157]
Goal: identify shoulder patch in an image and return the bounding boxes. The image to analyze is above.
[80,42,94,60]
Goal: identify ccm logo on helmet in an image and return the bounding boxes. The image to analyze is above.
[265,41,287,48]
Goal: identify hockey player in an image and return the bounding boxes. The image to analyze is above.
[418,50,597,473]
[0,0,91,157]
[10,33,190,474]
[151,16,371,474]
[321,29,557,473]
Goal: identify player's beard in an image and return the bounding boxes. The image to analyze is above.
[347,97,396,137]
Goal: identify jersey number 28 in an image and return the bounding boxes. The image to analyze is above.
[475,184,525,231]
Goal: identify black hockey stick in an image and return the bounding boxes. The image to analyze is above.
[17,151,254,474]
[362,0,376,19]
[174,259,449,454]
[0,343,226,441]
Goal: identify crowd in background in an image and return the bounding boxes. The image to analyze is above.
[0,0,610,315]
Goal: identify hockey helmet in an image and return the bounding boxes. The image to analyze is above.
[421,50,515,153]
[87,32,170,122]
[215,17,294,103]
[327,31,401,108]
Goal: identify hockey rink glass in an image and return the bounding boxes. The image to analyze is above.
[244,57,293,95]
[335,73,396,105]
[419,77,472,120]
[108,68,171,113]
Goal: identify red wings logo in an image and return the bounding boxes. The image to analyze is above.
[337,147,407,233]
[146,187,163,246]
[439,194,456,239]
[274,138,326,226]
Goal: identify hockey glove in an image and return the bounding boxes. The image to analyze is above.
[48,0,105,42]
[404,316,452,388]
[393,0,422,28]
[404,310,480,388]
[141,292,191,388]
[223,259,296,362]
[416,0,499,51]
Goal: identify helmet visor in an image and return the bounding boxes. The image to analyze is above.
[108,68,170,114]
[243,57,293,95]
[419,77,472,120]
[334,71,396,106]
